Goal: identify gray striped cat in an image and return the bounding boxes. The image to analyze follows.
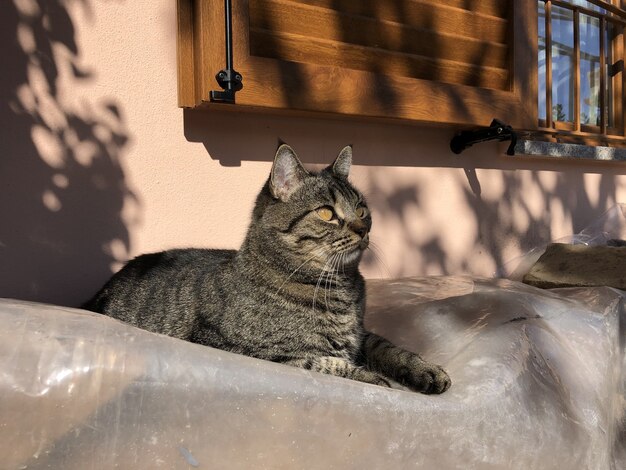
[84,145,451,394]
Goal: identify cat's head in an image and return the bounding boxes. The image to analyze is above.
[249,144,371,272]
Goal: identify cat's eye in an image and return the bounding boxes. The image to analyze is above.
[355,206,367,218]
[316,207,335,221]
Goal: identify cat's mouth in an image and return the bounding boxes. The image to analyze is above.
[341,248,362,265]
[341,241,367,265]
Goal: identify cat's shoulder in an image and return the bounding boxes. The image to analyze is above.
[123,248,237,275]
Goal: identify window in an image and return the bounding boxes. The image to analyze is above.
[178,1,626,147]
[536,0,625,145]
[177,0,536,129]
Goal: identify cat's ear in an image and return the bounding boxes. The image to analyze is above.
[270,144,309,201]
[329,145,352,179]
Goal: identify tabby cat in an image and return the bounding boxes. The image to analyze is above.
[84,145,451,393]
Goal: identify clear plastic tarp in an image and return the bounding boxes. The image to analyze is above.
[502,203,626,281]
[1,277,624,469]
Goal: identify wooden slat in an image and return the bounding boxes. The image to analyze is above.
[533,126,626,146]
[250,29,509,90]
[552,0,626,24]
[177,0,196,107]
[554,120,576,131]
[615,27,626,136]
[249,0,508,69]
[513,0,538,124]
[600,16,607,132]
[428,0,509,19]
[193,0,226,106]
[293,0,508,43]
[577,0,626,19]
[235,56,532,127]
[574,9,581,130]
[608,22,624,134]
[193,0,206,105]
[546,1,554,128]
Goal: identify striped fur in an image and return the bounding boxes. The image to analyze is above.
[84,145,450,393]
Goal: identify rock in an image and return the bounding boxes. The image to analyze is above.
[523,243,626,290]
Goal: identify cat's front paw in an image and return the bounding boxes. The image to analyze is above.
[403,362,451,394]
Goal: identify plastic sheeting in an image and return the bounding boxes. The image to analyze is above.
[0,277,624,469]
[502,203,626,281]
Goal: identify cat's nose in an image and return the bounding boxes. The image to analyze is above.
[350,223,368,239]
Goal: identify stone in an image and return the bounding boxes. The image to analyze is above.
[523,243,626,290]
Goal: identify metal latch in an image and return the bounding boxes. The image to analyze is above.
[450,119,517,156]
[209,0,243,104]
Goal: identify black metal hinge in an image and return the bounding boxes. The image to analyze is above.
[209,0,243,104]
[450,119,518,156]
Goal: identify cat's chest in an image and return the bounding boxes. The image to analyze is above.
[309,304,362,358]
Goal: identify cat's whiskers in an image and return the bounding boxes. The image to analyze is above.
[333,251,346,298]
[323,253,341,310]
[323,255,333,309]
[366,240,391,279]
[313,253,337,313]
[275,248,327,296]
[324,252,342,310]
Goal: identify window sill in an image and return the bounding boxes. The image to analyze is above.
[513,140,626,162]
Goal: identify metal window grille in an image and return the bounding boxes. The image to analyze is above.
[538,0,626,141]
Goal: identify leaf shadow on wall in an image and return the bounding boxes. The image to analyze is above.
[0,1,137,306]
[361,160,624,279]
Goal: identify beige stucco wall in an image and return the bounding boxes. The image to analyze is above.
[2,0,625,306]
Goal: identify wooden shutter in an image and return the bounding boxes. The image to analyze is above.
[178,0,538,129]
